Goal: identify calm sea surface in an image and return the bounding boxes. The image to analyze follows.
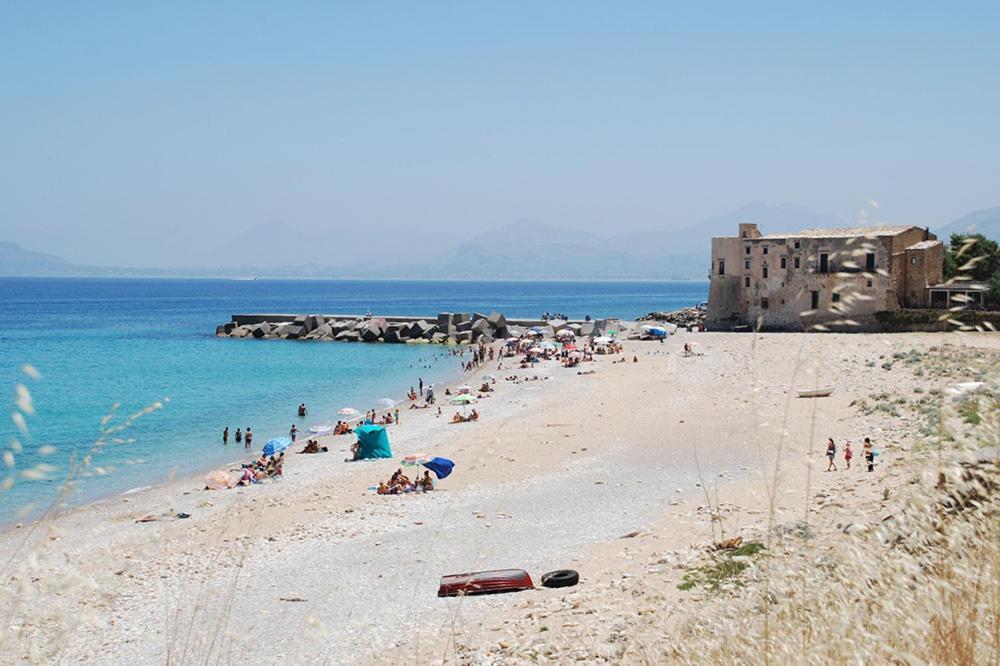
[0,278,706,521]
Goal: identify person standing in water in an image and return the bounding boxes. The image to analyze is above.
[223,427,229,445]
[419,377,424,396]
[235,428,242,444]
[290,424,298,442]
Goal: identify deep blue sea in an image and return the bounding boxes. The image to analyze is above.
[0,278,706,522]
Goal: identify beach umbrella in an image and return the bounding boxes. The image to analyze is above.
[378,398,396,408]
[401,453,430,466]
[308,424,334,435]
[422,457,454,480]
[593,336,611,344]
[204,470,231,490]
[556,329,574,338]
[263,436,292,456]
[451,394,477,405]
[528,346,544,354]
[338,407,359,416]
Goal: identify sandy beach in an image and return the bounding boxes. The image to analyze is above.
[1,330,997,664]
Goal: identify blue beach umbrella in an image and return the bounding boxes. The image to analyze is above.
[263,436,292,456]
[422,457,454,479]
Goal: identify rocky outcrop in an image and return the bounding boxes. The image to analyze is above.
[217,312,632,345]
[638,303,707,329]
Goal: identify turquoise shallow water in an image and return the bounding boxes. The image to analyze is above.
[0,278,706,521]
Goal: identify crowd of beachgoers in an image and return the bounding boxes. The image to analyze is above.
[206,327,631,491]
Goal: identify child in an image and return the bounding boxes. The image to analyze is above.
[844,441,853,469]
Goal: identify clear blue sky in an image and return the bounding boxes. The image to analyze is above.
[1,1,998,267]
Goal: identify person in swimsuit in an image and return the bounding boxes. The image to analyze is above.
[245,427,253,450]
[235,428,242,444]
[844,441,853,469]
[223,427,229,445]
[825,438,838,471]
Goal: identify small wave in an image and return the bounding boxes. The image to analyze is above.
[120,485,152,496]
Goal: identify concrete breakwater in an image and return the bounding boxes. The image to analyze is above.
[217,312,619,344]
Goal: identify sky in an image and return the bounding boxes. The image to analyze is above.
[1,1,998,268]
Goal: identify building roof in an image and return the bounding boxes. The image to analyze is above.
[927,282,989,291]
[760,225,920,240]
[906,240,942,250]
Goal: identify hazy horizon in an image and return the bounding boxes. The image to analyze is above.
[2,2,999,268]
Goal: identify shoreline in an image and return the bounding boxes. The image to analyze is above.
[3,331,996,664]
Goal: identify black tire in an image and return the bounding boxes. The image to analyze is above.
[541,569,579,588]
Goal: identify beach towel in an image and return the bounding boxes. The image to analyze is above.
[423,457,455,479]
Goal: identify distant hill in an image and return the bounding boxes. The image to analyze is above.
[4,203,996,279]
[0,241,72,275]
[935,205,1000,241]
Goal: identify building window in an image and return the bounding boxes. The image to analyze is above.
[763,246,768,255]
[718,259,725,275]
[794,240,801,249]
[911,256,919,265]
[780,257,787,269]
[866,252,876,272]
[761,297,769,310]
[744,276,750,287]
[867,279,873,288]
[811,291,820,309]
[763,266,769,278]
[745,246,751,255]
[794,257,800,269]
[832,292,841,303]
[819,253,829,273]
[745,260,751,270]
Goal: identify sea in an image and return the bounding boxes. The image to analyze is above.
[0,277,707,523]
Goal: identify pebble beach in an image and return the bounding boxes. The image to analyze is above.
[1,330,997,664]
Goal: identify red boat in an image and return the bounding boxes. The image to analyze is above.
[437,568,535,597]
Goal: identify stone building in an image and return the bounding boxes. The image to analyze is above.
[706,223,943,331]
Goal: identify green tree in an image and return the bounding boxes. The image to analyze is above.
[944,233,1000,308]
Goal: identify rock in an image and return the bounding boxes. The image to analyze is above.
[471,318,491,335]
[283,324,306,339]
[360,325,381,342]
[230,326,252,338]
[335,330,361,342]
[251,325,268,339]
[548,319,568,332]
[383,328,402,343]
[300,315,320,333]
[409,320,435,338]
[430,332,448,343]
[331,320,356,334]
[578,322,595,336]
[487,311,507,329]
[456,320,474,332]
[454,331,473,344]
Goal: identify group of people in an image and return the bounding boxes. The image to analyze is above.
[451,409,479,424]
[825,437,877,472]
[376,468,435,494]
[235,451,285,485]
[222,426,253,449]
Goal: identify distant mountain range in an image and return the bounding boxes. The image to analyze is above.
[3,203,997,280]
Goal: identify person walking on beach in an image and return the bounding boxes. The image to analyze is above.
[419,377,424,396]
[844,441,853,469]
[245,427,253,450]
[863,437,875,472]
[825,438,838,471]
[394,408,400,425]
[235,428,242,444]
[290,424,297,442]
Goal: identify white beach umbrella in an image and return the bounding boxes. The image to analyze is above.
[528,346,544,354]
[593,336,611,345]
[556,329,574,338]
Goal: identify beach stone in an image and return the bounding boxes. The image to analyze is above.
[549,319,568,332]
[315,322,335,339]
[456,320,474,332]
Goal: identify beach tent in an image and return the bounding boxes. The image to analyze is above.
[354,424,393,459]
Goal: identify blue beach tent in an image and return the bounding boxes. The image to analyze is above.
[354,424,393,459]
[263,436,292,457]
